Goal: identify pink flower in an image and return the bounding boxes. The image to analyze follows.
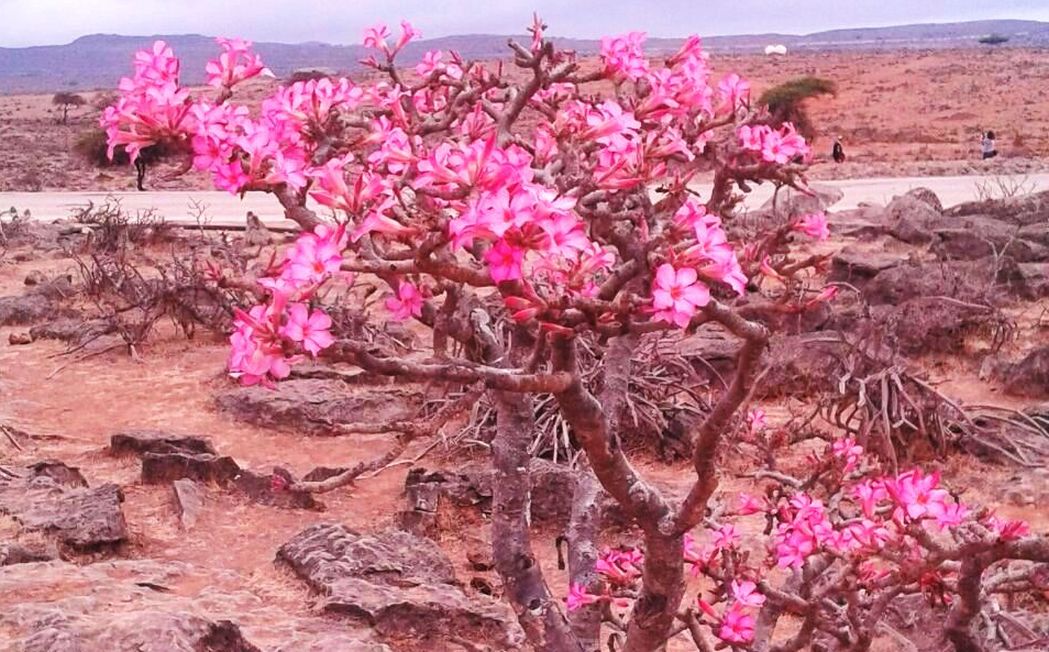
[394,20,420,53]
[718,73,751,111]
[280,303,334,356]
[285,224,346,286]
[652,263,710,328]
[984,515,1030,541]
[385,281,424,321]
[730,580,766,608]
[595,548,644,584]
[794,212,830,240]
[600,32,648,81]
[831,437,864,472]
[746,408,767,434]
[485,239,525,283]
[718,603,755,644]
[853,479,887,519]
[737,493,766,516]
[712,524,741,551]
[565,583,600,612]
[205,37,272,89]
[363,23,391,52]
[884,469,952,524]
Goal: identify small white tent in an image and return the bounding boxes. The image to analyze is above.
[764,44,788,56]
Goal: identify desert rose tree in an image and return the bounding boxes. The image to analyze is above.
[104,18,1049,651]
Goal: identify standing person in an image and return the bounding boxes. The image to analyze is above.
[133,146,162,191]
[981,130,997,160]
[832,136,846,163]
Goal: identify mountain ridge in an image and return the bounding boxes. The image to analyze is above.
[2,19,1047,94]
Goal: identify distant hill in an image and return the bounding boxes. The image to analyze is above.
[2,19,1048,94]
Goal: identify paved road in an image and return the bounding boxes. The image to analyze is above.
[3,172,1047,228]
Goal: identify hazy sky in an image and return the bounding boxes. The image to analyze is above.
[1,0,1048,47]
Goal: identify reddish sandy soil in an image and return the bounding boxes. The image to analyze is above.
[1,47,1048,193]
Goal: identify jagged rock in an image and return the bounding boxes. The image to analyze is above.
[30,317,115,344]
[141,451,240,486]
[0,293,53,326]
[1018,222,1049,246]
[233,468,322,510]
[23,270,47,286]
[8,332,32,345]
[171,479,203,530]
[946,188,1049,226]
[884,194,943,244]
[110,430,217,457]
[0,559,388,651]
[26,460,88,488]
[862,260,990,306]
[0,471,127,551]
[1001,347,1049,398]
[215,379,422,435]
[828,246,912,287]
[903,187,943,212]
[0,542,55,566]
[1001,262,1049,299]
[761,183,844,216]
[21,611,261,652]
[277,524,522,648]
[758,334,846,398]
[930,215,1048,262]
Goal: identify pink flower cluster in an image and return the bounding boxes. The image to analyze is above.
[228,224,345,385]
[793,212,830,240]
[737,122,810,164]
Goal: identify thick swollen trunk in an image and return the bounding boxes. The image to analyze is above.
[553,335,684,651]
[491,390,579,651]
[623,530,684,652]
[566,465,602,651]
[944,556,986,652]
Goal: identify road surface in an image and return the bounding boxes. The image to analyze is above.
[3,172,1047,228]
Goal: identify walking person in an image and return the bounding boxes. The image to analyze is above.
[832,136,846,163]
[981,130,997,160]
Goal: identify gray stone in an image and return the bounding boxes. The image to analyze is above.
[171,479,203,530]
[110,429,217,457]
[760,183,844,216]
[0,293,53,326]
[0,473,127,551]
[215,379,422,435]
[277,523,522,648]
[141,451,240,486]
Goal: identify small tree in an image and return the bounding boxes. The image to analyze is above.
[978,34,1010,46]
[103,23,1048,652]
[758,76,837,141]
[52,91,86,125]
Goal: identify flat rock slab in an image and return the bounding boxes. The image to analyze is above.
[141,451,241,486]
[277,523,522,647]
[0,293,54,326]
[215,379,422,435]
[0,558,390,651]
[110,429,218,457]
[829,246,913,286]
[0,470,127,551]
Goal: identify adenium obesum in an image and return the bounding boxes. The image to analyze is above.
[102,22,823,386]
[105,18,1043,652]
[567,436,1031,647]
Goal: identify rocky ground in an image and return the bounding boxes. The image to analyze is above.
[0,186,1048,651]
